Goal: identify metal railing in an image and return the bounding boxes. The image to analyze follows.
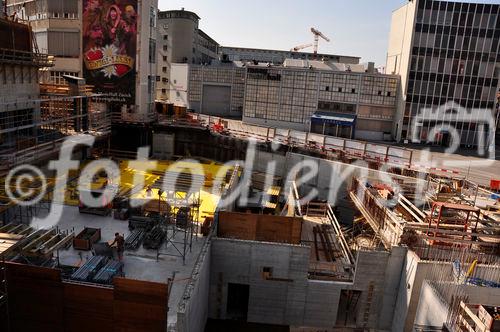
[194,114,415,168]
[0,48,53,67]
[327,204,355,265]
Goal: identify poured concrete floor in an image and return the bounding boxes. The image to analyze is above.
[40,204,207,326]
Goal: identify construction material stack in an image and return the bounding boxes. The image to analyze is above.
[143,225,166,250]
[70,256,107,282]
[124,229,145,250]
[93,260,124,284]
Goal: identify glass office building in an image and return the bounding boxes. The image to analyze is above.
[387,0,499,146]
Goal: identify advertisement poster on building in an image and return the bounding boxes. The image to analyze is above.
[82,0,137,106]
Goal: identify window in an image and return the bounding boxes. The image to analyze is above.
[163,45,168,51]
[147,75,155,94]
[325,86,330,91]
[162,67,167,73]
[163,56,167,61]
[161,89,166,94]
[163,35,168,40]
[262,267,273,279]
[162,77,168,83]
[338,87,343,92]
[352,88,356,93]
[149,38,156,63]
[47,31,79,57]
[156,76,160,82]
[149,7,157,28]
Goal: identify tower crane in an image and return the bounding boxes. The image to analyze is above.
[310,27,330,57]
[290,43,313,52]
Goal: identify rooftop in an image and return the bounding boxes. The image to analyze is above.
[220,45,361,60]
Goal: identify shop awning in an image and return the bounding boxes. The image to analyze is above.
[311,112,356,126]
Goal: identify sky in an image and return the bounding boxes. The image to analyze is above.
[159,0,500,67]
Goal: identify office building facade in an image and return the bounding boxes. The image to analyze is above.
[6,0,81,84]
[174,60,398,140]
[242,61,398,140]
[156,9,219,100]
[387,0,499,146]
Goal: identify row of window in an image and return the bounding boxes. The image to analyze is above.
[408,80,496,101]
[413,31,499,53]
[410,55,498,78]
[405,96,495,110]
[416,8,498,29]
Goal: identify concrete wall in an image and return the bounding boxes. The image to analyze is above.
[284,152,420,210]
[152,133,175,159]
[177,238,212,332]
[0,65,39,109]
[209,238,310,326]
[169,63,189,106]
[413,280,449,329]
[393,250,500,332]
[135,0,158,122]
[252,150,287,176]
[209,238,407,330]
[385,1,417,141]
[351,247,407,330]
[414,279,500,330]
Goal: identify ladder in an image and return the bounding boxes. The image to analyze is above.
[363,282,375,328]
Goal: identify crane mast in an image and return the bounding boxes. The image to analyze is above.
[310,27,331,57]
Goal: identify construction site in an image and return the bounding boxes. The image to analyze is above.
[1,5,500,332]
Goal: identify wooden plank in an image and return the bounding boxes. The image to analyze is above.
[6,262,64,332]
[0,232,24,240]
[63,282,114,331]
[218,211,303,244]
[113,278,168,332]
[22,229,55,251]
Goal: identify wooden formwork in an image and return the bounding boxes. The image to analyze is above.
[5,262,169,332]
[218,211,303,244]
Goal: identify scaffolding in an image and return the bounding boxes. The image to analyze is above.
[349,176,500,256]
[0,83,111,174]
[150,171,204,265]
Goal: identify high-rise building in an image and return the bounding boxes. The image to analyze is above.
[156,9,219,101]
[387,0,499,145]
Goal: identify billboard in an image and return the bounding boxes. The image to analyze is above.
[82,0,138,106]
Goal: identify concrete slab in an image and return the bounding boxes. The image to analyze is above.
[38,204,208,326]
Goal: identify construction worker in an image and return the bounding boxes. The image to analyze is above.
[110,232,125,261]
[146,185,153,197]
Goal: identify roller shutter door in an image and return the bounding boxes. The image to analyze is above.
[202,85,231,116]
